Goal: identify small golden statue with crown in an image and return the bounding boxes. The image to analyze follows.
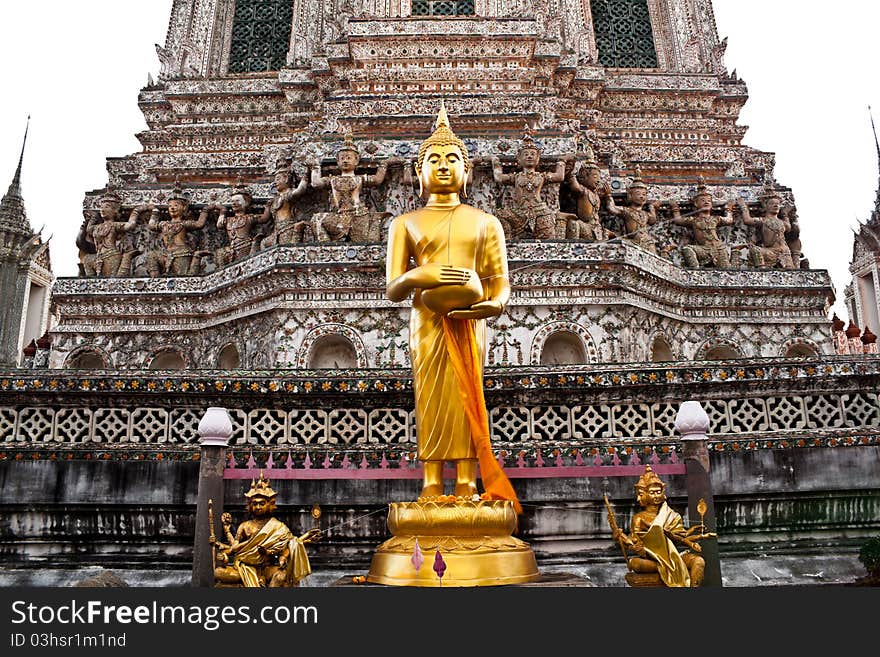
[604,465,716,587]
[211,472,321,587]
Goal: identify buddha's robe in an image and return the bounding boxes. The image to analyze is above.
[387,204,507,462]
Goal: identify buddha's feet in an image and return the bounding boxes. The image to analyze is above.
[419,483,443,499]
[454,482,479,498]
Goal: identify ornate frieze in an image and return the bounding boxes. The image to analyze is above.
[345,17,538,36]
[2,356,879,447]
[60,1,836,376]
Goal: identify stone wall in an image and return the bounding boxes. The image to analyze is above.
[1,355,878,584]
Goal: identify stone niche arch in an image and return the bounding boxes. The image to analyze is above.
[780,338,821,358]
[531,322,598,365]
[64,346,111,370]
[147,347,188,370]
[298,325,367,370]
[696,339,743,361]
[217,343,241,369]
[648,333,675,362]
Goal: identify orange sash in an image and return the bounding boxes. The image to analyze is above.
[442,316,522,514]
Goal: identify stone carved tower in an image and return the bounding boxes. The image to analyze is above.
[0,124,53,368]
[48,0,834,370]
[845,117,880,338]
[130,0,749,184]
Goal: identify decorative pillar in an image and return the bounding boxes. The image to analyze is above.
[674,400,722,587]
[831,313,848,355]
[846,321,863,354]
[862,327,877,354]
[192,407,233,587]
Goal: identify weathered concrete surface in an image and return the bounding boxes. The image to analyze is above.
[0,448,877,586]
[0,554,866,588]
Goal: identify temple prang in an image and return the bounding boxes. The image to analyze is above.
[0,119,53,369]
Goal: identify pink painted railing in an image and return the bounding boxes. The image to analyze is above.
[223,448,685,480]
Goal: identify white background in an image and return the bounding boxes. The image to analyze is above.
[0,1,877,321]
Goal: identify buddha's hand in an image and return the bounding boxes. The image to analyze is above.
[447,299,503,320]
[407,263,471,290]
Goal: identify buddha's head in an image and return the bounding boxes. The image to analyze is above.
[517,130,541,169]
[416,101,470,196]
[576,145,601,189]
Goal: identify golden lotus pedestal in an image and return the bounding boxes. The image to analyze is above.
[367,500,540,587]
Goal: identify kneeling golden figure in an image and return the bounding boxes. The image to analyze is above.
[368,102,538,586]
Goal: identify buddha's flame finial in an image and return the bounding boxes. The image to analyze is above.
[416,100,470,176]
[434,99,450,132]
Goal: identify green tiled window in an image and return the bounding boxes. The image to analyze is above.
[591,0,658,68]
[229,0,294,73]
[411,0,475,16]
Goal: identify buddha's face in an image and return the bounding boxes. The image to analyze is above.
[99,201,120,221]
[420,144,466,194]
[168,199,187,220]
[274,172,289,191]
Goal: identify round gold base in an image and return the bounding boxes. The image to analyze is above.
[368,546,539,587]
[366,500,540,587]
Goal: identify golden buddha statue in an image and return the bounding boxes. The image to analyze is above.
[368,102,538,587]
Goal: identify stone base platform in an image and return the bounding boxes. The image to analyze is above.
[334,572,593,587]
